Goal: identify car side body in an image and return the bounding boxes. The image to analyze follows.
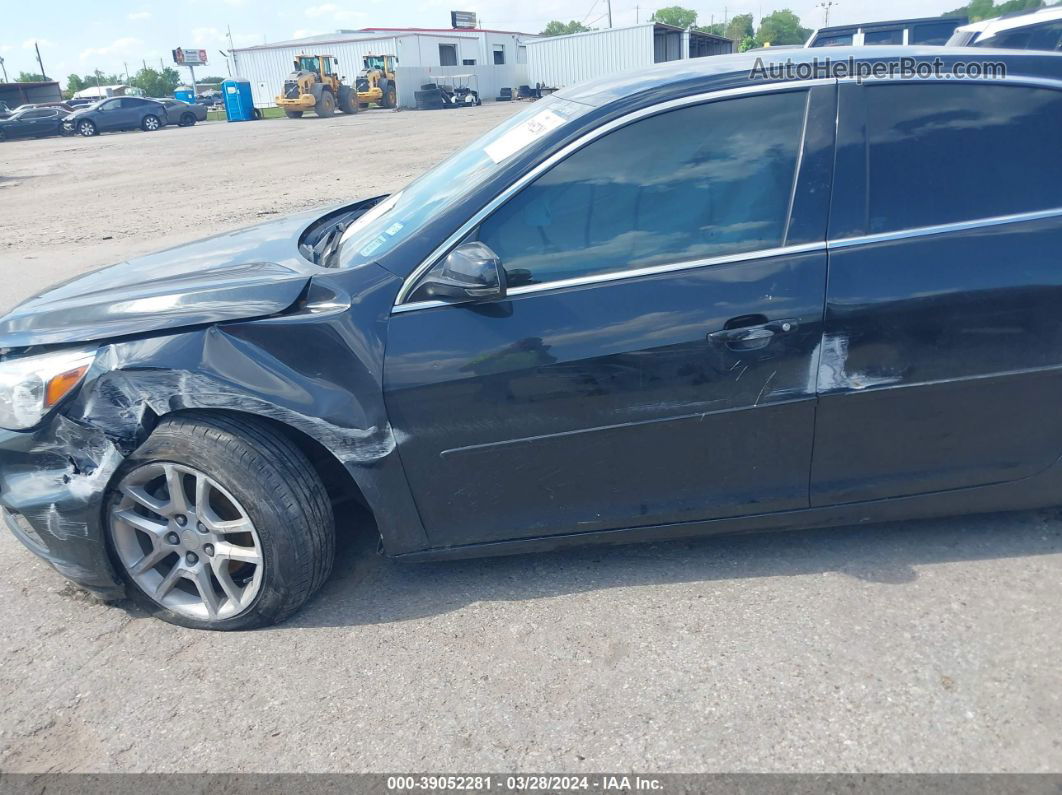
[2,48,1062,623]
[63,96,169,136]
[153,99,209,126]
[0,107,70,140]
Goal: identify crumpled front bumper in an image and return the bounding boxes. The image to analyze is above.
[0,426,125,600]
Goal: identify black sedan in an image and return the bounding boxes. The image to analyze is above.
[0,106,70,141]
[1,48,1061,629]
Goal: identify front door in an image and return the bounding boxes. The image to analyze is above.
[385,86,837,547]
[96,99,124,131]
[811,80,1062,505]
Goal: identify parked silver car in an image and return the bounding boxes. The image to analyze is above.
[153,99,208,127]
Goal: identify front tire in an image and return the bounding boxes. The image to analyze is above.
[178,112,196,127]
[314,90,335,117]
[77,119,97,136]
[284,110,304,119]
[142,114,161,131]
[105,412,335,630]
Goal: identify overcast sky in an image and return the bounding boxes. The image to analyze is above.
[4,0,960,82]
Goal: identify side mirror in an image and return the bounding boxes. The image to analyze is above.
[414,242,507,303]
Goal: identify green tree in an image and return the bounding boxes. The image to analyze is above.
[540,20,592,36]
[66,74,89,94]
[943,0,1043,20]
[651,5,698,28]
[755,9,812,46]
[725,13,755,42]
[129,66,181,98]
[739,34,757,52]
[16,71,47,82]
[695,22,726,35]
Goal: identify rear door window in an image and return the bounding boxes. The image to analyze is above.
[864,28,904,44]
[910,21,963,44]
[864,83,1062,233]
[473,90,810,287]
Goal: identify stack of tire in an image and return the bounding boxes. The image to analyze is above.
[414,83,446,110]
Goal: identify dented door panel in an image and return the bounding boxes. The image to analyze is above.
[811,81,1062,505]
[385,250,828,546]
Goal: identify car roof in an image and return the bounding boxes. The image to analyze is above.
[966,6,1062,39]
[555,46,1062,107]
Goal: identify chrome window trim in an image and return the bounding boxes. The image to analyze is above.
[392,242,829,314]
[392,72,1062,315]
[828,206,1062,250]
[392,79,832,308]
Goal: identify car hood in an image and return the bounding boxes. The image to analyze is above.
[0,212,324,350]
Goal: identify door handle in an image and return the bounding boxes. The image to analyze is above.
[708,318,799,351]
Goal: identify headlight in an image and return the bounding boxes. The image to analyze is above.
[0,347,97,431]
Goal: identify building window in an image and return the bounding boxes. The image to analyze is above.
[492,45,505,65]
[463,59,476,66]
[439,44,458,66]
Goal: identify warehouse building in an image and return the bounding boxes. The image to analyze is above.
[527,23,733,89]
[231,27,536,109]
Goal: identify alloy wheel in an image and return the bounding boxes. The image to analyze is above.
[144,116,160,130]
[110,463,263,621]
[78,121,95,136]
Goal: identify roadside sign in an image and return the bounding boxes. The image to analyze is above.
[172,48,209,66]
[451,11,477,29]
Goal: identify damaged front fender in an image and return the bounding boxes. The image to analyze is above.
[0,263,430,596]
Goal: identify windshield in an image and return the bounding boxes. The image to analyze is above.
[365,56,386,70]
[338,96,591,268]
[297,56,320,72]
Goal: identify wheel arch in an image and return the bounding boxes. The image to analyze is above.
[146,407,372,518]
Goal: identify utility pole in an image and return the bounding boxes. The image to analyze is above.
[227,25,237,77]
[94,69,102,95]
[635,4,639,23]
[123,61,130,84]
[34,42,47,80]
[606,0,612,28]
[817,0,837,26]
[0,56,7,83]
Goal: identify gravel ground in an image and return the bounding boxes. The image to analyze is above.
[1,108,1061,774]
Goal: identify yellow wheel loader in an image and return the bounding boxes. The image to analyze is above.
[355,55,398,109]
[276,54,359,118]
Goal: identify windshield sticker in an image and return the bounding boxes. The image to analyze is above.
[358,237,386,258]
[485,109,567,164]
[385,222,403,236]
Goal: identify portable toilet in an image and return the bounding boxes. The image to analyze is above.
[174,85,195,103]
[221,78,255,122]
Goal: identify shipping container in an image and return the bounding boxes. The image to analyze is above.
[527,23,732,89]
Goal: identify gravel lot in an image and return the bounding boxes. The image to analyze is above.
[1,109,1061,774]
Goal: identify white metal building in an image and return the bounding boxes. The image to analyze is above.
[527,23,732,89]
[231,27,536,108]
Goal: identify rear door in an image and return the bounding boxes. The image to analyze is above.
[385,85,837,547]
[811,80,1062,505]
[118,98,145,129]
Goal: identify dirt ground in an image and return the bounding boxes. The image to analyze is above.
[1,108,1062,774]
[0,105,520,313]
